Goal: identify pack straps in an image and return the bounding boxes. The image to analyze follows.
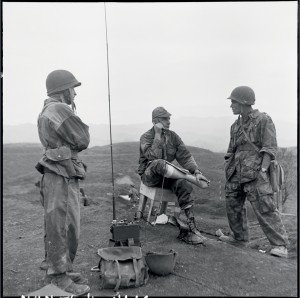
[113,257,139,291]
[239,117,260,153]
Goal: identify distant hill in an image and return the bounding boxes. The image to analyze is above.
[3,116,297,152]
[3,141,297,216]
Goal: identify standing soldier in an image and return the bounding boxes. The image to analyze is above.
[36,70,90,295]
[220,86,289,258]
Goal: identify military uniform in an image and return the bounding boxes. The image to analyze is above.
[36,96,90,275]
[224,109,289,246]
[138,127,199,209]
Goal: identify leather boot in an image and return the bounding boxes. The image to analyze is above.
[185,207,207,240]
[50,273,90,296]
[177,206,207,245]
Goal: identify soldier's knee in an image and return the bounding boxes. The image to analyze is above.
[147,159,166,176]
[176,179,193,193]
[150,159,165,167]
[225,195,243,210]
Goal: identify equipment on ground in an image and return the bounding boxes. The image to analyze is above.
[92,246,149,291]
[103,3,141,247]
[145,250,178,276]
[109,220,141,247]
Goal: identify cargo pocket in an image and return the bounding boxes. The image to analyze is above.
[225,181,240,196]
[240,157,261,181]
[244,182,256,202]
[256,172,276,213]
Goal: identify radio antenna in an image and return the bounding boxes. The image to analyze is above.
[104,2,116,221]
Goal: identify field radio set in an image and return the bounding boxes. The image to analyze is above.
[109,219,141,247]
[103,5,141,249]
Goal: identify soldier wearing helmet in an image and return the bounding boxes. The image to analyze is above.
[138,106,210,245]
[219,86,289,258]
[35,70,90,295]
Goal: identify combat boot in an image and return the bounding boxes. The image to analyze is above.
[177,206,207,245]
[50,273,90,296]
[218,235,248,246]
[180,231,205,245]
[270,246,288,258]
[184,206,207,240]
[177,229,188,241]
[67,272,89,284]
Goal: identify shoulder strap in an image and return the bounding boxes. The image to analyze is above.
[239,117,260,153]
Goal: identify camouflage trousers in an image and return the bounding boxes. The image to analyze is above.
[141,159,194,209]
[40,172,80,275]
[225,171,289,246]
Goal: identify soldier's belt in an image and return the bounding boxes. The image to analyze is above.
[236,144,260,152]
[44,146,78,160]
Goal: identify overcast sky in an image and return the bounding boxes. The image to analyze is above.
[3,2,298,127]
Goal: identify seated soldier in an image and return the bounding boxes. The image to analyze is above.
[138,106,210,245]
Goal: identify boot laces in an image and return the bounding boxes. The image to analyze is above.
[187,217,200,233]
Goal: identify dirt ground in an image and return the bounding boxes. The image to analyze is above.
[2,143,298,297]
[3,186,297,297]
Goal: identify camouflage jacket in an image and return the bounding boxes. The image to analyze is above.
[36,97,90,179]
[225,109,277,183]
[138,127,199,176]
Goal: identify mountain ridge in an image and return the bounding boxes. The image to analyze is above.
[3,116,297,152]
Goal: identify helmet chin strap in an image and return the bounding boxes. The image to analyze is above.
[60,89,76,113]
[68,88,76,113]
[240,104,244,115]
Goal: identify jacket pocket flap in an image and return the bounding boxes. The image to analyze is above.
[45,146,71,161]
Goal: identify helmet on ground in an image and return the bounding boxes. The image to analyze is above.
[152,106,172,121]
[145,250,177,276]
[228,86,255,105]
[46,70,81,96]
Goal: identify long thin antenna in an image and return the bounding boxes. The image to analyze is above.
[104,2,116,221]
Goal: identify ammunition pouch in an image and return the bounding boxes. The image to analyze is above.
[45,146,76,177]
[44,146,86,179]
[45,146,72,161]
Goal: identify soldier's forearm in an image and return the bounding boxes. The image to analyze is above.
[261,152,271,171]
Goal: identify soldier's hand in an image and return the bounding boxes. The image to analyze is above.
[153,122,165,134]
[195,173,210,185]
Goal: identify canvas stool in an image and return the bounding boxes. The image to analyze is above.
[136,181,180,223]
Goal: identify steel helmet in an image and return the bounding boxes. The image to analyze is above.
[228,86,255,105]
[145,250,177,276]
[46,70,81,96]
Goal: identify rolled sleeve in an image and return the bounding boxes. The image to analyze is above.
[259,116,277,159]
